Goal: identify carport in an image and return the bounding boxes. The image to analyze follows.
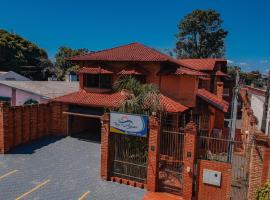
[64,105,104,142]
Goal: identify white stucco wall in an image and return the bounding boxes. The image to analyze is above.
[0,84,48,105]
[0,84,12,98]
[265,98,270,136]
[15,89,48,105]
[250,94,264,131]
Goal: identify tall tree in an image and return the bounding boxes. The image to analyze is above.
[175,9,228,58]
[53,47,90,80]
[0,29,48,80]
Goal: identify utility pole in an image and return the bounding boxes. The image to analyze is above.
[228,69,240,162]
[261,70,270,134]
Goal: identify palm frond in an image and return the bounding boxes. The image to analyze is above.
[114,76,162,114]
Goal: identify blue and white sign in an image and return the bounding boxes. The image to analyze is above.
[110,112,148,137]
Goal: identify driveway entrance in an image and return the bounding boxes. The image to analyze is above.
[0,136,145,200]
[66,105,104,142]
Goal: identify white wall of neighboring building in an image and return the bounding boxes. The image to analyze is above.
[0,84,12,98]
[250,94,264,131]
[266,98,270,136]
[0,83,48,106]
[15,89,48,105]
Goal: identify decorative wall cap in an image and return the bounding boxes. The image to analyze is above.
[184,121,197,133]
[254,132,270,147]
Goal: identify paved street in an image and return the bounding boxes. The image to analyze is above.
[0,136,145,200]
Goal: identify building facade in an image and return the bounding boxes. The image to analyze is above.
[51,42,232,199]
[54,42,229,137]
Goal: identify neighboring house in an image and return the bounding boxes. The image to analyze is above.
[245,85,270,136]
[65,71,79,82]
[0,81,79,106]
[54,42,228,137]
[0,71,30,81]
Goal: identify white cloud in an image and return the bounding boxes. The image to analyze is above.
[227,60,234,64]
[238,62,249,66]
[260,60,269,64]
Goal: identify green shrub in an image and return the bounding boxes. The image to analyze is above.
[256,180,270,200]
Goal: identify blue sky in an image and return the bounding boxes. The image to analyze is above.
[1,0,270,73]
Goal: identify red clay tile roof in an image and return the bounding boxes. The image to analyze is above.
[53,90,125,108]
[215,70,228,76]
[197,89,229,112]
[69,42,176,62]
[160,94,188,113]
[245,85,266,97]
[117,67,149,76]
[199,76,211,81]
[178,58,227,71]
[53,89,188,113]
[68,42,206,77]
[78,67,114,74]
[158,67,207,76]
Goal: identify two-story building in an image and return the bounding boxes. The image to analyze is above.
[54,42,228,140]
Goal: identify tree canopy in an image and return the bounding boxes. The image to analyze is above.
[227,66,266,87]
[0,29,49,80]
[52,47,89,80]
[175,9,228,59]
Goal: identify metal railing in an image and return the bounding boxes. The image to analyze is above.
[197,135,245,163]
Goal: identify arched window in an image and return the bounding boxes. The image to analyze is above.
[24,99,39,105]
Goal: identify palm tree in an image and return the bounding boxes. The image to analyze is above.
[114,76,162,115]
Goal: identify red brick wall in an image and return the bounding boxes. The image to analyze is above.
[146,116,160,192]
[0,102,68,153]
[160,75,198,107]
[196,160,232,200]
[100,113,110,180]
[216,82,224,100]
[0,102,9,153]
[49,102,68,136]
[247,134,270,200]
[214,109,225,130]
[183,122,197,200]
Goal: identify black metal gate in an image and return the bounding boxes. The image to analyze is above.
[110,133,148,183]
[158,127,185,195]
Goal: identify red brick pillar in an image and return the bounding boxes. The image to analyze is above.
[79,73,84,89]
[248,134,270,200]
[60,104,68,136]
[100,113,110,180]
[0,102,10,153]
[183,122,197,200]
[262,147,270,184]
[216,81,224,100]
[146,116,160,192]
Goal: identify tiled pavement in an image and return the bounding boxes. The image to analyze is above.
[142,192,184,200]
[0,136,145,200]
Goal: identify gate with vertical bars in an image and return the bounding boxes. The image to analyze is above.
[110,133,148,183]
[158,126,185,195]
